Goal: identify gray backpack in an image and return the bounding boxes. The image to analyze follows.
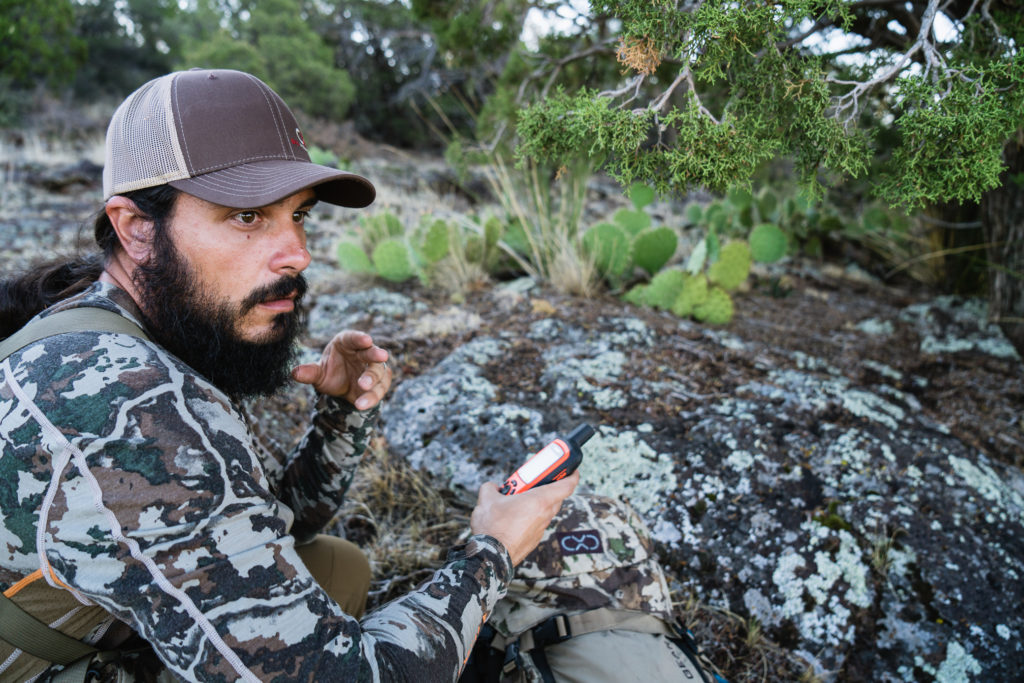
[460,494,724,683]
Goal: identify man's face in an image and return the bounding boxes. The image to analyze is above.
[133,189,316,398]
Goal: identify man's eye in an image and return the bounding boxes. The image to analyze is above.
[237,211,258,224]
[293,210,310,223]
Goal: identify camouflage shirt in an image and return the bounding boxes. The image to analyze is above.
[0,281,511,682]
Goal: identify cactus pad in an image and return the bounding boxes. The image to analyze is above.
[628,183,656,210]
[671,274,708,317]
[632,226,678,276]
[419,219,451,264]
[708,241,751,290]
[372,239,415,282]
[645,268,688,309]
[613,207,651,235]
[694,286,734,325]
[336,241,374,274]
[583,222,632,276]
[749,223,787,263]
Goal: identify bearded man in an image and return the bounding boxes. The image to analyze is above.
[0,69,576,682]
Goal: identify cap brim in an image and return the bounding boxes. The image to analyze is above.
[168,160,375,209]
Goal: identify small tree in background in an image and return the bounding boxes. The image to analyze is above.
[508,0,1023,351]
[178,0,355,120]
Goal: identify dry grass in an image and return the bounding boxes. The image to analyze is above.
[674,590,825,683]
[482,154,600,297]
[331,436,470,607]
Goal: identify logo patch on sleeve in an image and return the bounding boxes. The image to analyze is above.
[556,530,603,555]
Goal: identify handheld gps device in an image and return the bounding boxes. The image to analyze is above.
[499,424,595,495]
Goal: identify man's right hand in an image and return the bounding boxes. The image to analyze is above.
[470,472,580,566]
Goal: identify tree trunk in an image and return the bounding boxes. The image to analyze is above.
[980,131,1024,357]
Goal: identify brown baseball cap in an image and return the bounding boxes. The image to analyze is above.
[103,68,375,209]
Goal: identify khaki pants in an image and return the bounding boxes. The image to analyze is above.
[296,534,372,618]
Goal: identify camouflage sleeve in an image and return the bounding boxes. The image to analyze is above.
[265,394,378,543]
[0,335,512,682]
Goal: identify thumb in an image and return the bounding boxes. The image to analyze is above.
[291,362,323,385]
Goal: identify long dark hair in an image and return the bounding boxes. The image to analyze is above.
[0,185,180,339]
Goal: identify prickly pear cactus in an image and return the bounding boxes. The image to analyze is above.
[671,274,708,317]
[628,183,656,210]
[372,239,415,283]
[583,222,632,277]
[613,207,651,236]
[694,286,734,325]
[632,226,678,276]
[708,241,752,290]
[336,241,374,274]
[419,219,451,264]
[622,283,648,306]
[749,223,787,263]
[644,268,688,310]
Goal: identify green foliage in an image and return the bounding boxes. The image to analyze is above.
[514,0,1020,218]
[0,0,83,89]
[177,0,354,119]
[878,63,1024,209]
[0,0,84,123]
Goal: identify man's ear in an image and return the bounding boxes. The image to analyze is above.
[105,196,156,264]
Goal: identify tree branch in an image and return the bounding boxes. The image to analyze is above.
[829,0,942,123]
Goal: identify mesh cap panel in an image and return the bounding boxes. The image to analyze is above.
[103,76,190,198]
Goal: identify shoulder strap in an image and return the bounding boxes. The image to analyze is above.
[0,307,150,362]
[0,591,97,665]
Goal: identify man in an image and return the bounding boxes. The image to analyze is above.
[0,68,577,682]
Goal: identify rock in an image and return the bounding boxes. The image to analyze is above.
[375,294,1024,680]
[25,160,102,192]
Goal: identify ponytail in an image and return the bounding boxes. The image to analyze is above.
[0,184,179,339]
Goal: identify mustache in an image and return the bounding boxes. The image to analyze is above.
[240,274,308,314]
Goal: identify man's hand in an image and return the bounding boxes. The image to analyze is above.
[471,472,580,566]
[291,330,392,410]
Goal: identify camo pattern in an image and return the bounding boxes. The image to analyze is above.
[489,494,675,638]
[0,281,512,682]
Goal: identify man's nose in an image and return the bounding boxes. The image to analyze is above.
[271,221,311,274]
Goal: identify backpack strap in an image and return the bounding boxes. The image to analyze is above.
[490,608,675,654]
[0,306,151,682]
[0,592,97,665]
[0,306,150,362]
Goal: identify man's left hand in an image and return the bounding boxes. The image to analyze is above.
[291,330,392,410]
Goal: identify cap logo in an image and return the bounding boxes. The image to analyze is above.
[556,530,602,555]
[290,127,308,151]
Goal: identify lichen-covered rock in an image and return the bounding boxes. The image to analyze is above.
[375,295,1024,681]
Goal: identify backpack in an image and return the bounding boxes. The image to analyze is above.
[459,494,725,683]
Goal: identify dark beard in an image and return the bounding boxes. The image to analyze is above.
[133,231,308,400]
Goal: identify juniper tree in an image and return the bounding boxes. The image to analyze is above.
[510,0,1023,351]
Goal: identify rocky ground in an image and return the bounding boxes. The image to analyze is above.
[2,145,1022,682]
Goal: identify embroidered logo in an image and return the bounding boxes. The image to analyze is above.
[556,530,602,556]
[290,127,308,151]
